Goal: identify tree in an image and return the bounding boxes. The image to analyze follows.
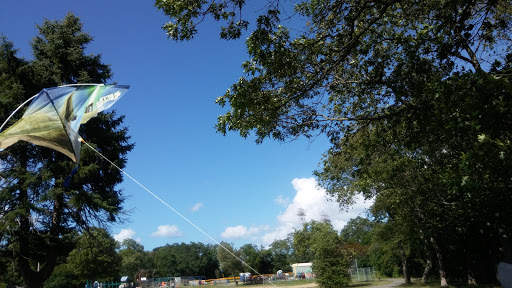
[340,216,373,245]
[157,0,512,285]
[0,13,133,288]
[152,242,219,278]
[268,237,294,273]
[157,0,511,143]
[152,244,178,277]
[44,261,81,288]
[293,220,352,288]
[367,222,402,278]
[216,242,243,277]
[317,68,512,284]
[238,244,273,274]
[0,36,27,288]
[340,217,374,268]
[67,228,121,282]
[118,239,147,280]
[172,242,218,278]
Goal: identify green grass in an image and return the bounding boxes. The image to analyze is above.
[241,279,316,287]
[401,279,501,288]
[216,278,391,287]
[206,278,397,288]
[349,279,393,287]
[206,278,502,288]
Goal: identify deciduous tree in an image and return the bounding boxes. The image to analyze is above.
[118,239,148,280]
[293,220,352,288]
[268,237,294,273]
[67,228,121,282]
[216,242,243,277]
[152,242,218,278]
[157,0,512,285]
[340,216,374,268]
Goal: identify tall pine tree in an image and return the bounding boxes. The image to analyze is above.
[0,13,133,288]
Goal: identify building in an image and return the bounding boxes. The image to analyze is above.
[291,263,313,278]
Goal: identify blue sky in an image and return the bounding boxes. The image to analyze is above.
[1,1,371,250]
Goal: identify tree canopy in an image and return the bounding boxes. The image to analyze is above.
[294,220,352,288]
[152,242,219,278]
[157,0,512,285]
[157,0,511,142]
[67,228,121,281]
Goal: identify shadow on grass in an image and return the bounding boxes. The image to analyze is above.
[400,278,501,288]
[238,279,317,287]
[349,280,393,287]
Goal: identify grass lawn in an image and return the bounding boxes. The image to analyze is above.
[206,278,502,288]
[207,278,392,287]
[238,279,316,286]
[349,279,394,287]
[401,279,502,288]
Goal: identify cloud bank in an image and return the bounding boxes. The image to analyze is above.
[221,177,372,246]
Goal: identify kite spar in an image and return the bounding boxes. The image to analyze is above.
[0,94,38,132]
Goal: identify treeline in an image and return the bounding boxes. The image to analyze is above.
[2,216,405,288]
[5,204,505,287]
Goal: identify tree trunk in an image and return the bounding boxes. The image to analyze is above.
[467,270,477,285]
[18,158,61,288]
[422,258,432,283]
[421,238,433,283]
[17,158,43,288]
[467,254,477,285]
[430,237,448,287]
[398,240,411,284]
[18,191,45,288]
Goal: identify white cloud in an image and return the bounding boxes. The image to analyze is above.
[260,177,372,246]
[114,228,136,242]
[218,178,372,247]
[274,195,290,207]
[190,202,204,212]
[151,225,183,238]
[221,225,270,239]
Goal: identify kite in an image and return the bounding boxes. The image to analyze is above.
[0,84,129,163]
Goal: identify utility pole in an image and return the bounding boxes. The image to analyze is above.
[297,208,306,223]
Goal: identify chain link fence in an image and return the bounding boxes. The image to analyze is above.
[349,267,377,281]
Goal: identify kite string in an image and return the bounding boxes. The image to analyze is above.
[81,139,276,286]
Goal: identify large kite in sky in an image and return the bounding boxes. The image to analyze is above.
[0,84,129,162]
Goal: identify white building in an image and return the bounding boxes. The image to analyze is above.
[291,263,313,278]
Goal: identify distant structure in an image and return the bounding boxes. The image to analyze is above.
[321,213,331,223]
[297,208,306,223]
[291,262,313,278]
[135,269,155,287]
